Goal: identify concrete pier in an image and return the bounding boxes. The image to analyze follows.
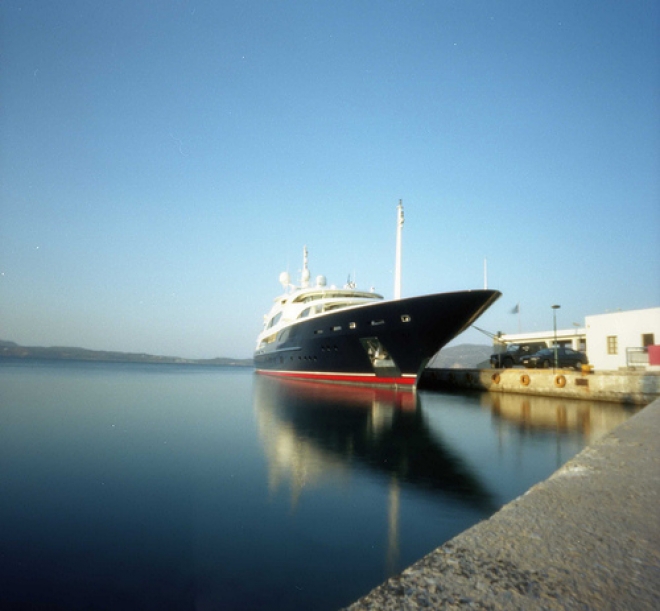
[419,367,660,405]
[344,397,660,610]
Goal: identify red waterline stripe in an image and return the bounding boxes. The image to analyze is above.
[256,369,417,387]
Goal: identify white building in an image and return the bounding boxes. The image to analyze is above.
[497,307,660,371]
[585,307,660,371]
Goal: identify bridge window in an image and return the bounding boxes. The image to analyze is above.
[267,312,282,329]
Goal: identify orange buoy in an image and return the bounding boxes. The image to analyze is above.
[555,375,566,388]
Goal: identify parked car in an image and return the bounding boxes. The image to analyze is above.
[490,342,547,368]
[521,347,588,369]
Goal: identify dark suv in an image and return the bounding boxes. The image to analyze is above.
[490,342,547,368]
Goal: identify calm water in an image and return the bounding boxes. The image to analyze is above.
[0,360,637,610]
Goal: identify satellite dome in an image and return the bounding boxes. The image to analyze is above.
[316,275,327,287]
[279,271,290,288]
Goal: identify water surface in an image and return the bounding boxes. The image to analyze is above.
[0,360,637,609]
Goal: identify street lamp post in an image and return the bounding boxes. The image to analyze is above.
[552,305,561,371]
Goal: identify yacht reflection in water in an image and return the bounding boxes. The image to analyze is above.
[253,376,497,574]
[253,376,496,508]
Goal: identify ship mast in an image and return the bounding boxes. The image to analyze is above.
[394,200,404,299]
[301,245,310,288]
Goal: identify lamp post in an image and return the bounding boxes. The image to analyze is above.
[552,305,561,371]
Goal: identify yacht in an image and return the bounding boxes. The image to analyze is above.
[254,203,500,387]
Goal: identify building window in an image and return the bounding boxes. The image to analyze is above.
[642,333,654,348]
[607,336,618,355]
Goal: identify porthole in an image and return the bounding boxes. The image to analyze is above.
[401,315,411,323]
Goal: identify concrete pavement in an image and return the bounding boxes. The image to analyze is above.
[345,398,660,610]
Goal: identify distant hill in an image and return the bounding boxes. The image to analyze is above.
[427,344,493,369]
[0,340,253,367]
[1,339,490,370]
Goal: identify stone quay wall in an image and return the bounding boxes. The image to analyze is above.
[419,367,660,405]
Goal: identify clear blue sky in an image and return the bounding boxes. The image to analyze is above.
[2,1,659,359]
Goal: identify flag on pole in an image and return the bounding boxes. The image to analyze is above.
[510,303,520,315]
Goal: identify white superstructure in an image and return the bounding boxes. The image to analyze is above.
[256,246,383,352]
